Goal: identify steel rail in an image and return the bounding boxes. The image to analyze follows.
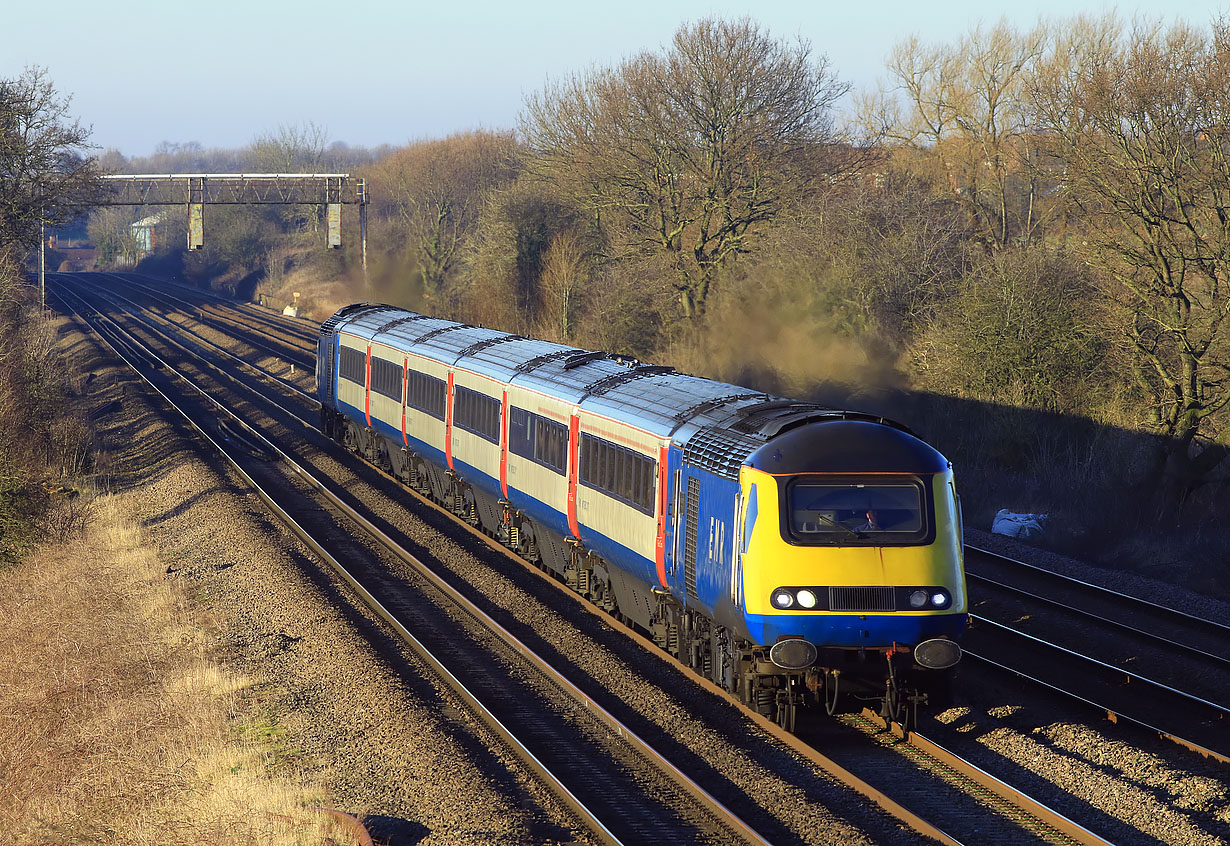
[963,650,1230,766]
[54,283,629,846]
[59,275,314,404]
[55,281,775,846]
[967,615,1230,764]
[66,275,1122,845]
[965,571,1230,671]
[97,272,316,365]
[411,491,1116,844]
[970,615,1230,714]
[966,544,1230,645]
[384,475,1117,844]
[98,271,315,362]
[110,270,317,338]
[854,710,1113,846]
[56,276,967,846]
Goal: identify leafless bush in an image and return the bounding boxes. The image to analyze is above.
[0,259,98,555]
[33,488,97,543]
[46,415,94,478]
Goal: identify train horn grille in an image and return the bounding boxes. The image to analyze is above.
[828,586,896,612]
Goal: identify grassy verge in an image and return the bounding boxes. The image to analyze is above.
[0,496,350,845]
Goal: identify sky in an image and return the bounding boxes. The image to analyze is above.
[6,0,1227,157]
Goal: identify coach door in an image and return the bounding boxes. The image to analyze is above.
[566,413,581,539]
[364,344,372,427]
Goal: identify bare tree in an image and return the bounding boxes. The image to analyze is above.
[87,207,143,268]
[522,17,850,320]
[887,20,1049,248]
[249,122,330,233]
[0,66,103,260]
[908,246,1105,412]
[813,173,972,343]
[249,121,329,172]
[369,131,519,298]
[537,228,589,342]
[461,178,584,329]
[1029,15,1230,518]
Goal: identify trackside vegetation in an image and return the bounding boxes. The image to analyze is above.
[0,73,353,842]
[0,498,347,844]
[0,262,93,562]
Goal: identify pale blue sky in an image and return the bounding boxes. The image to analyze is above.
[6,0,1225,156]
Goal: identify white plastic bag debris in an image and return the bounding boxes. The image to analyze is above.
[991,509,1048,540]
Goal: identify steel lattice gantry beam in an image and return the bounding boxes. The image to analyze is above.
[100,173,366,206]
[97,173,368,267]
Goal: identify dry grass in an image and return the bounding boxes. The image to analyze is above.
[257,266,360,324]
[0,497,351,845]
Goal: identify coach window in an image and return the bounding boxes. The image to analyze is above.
[339,347,366,384]
[580,433,656,515]
[607,445,619,495]
[454,385,500,443]
[370,357,403,400]
[602,442,616,494]
[510,408,568,474]
[406,369,446,419]
[539,417,566,472]
[580,435,592,481]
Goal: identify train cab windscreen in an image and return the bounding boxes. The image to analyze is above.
[786,479,929,544]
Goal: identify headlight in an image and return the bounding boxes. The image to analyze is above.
[796,589,818,609]
[909,589,928,609]
[931,591,950,608]
[771,590,794,609]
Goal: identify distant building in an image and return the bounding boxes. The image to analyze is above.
[131,214,165,257]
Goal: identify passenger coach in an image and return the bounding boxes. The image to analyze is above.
[317,303,967,729]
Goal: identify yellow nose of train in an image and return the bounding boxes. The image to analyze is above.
[735,421,968,660]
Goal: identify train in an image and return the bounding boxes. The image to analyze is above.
[316,303,967,729]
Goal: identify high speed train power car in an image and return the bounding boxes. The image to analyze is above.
[316,304,967,729]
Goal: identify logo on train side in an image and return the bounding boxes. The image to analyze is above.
[707,517,726,563]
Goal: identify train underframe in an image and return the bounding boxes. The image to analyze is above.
[325,411,951,731]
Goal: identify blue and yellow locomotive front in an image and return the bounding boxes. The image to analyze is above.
[735,420,967,682]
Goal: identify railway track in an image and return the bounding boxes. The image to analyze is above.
[104,269,318,339]
[965,544,1230,668]
[52,270,1142,844]
[92,271,316,366]
[964,546,1230,762]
